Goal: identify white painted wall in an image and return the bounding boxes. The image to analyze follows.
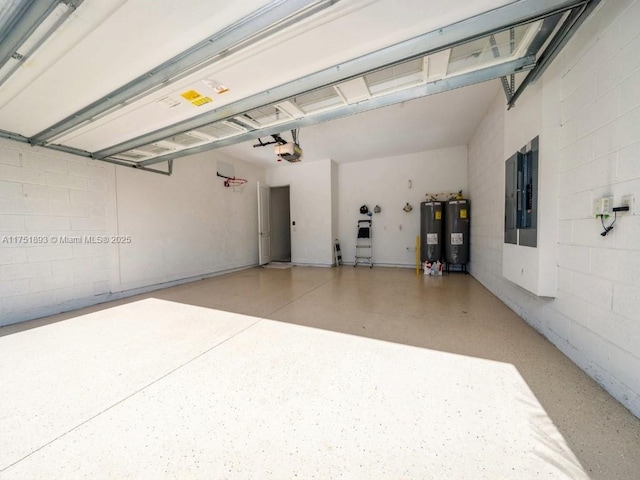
[468,0,640,417]
[338,146,467,266]
[0,138,264,326]
[266,159,333,266]
[113,152,263,291]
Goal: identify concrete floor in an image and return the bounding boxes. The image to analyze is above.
[1,266,639,479]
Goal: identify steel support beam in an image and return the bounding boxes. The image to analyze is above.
[492,12,564,103]
[509,0,600,109]
[0,0,31,43]
[0,128,172,176]
[489,34,513,101]
[136,55,536,167]
[0,0,84,87]
[0,128,30,143]
[95,0,588,160]
[45,143,173,175]
[30,0,339,145]
[509,27,516,94]
[0,0,59,72]
[97,157,172,176]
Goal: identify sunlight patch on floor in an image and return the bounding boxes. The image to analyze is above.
[0,298,587,479]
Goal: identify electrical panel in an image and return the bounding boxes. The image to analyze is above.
[505,154,517,245]
[504,136,538,247]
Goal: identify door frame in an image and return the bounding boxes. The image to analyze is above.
[269,184,292,263]
[257,181,271,265]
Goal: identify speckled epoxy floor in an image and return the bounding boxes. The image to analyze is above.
[1,267,639,479]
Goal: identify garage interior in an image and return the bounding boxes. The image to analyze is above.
[1,0,639,478]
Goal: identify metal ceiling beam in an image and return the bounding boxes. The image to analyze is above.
[0,128,30,143]
[488,34,514,100]
[0,0,59,71]
[97,157,173,176]
[491,13,564,102]
[54,145,172,175]
[508,0,600,109]
[0,127,171,175]
[17,139,171,175]
[94,0,588,160]
[0,0,84,87]
[135,55,536,167]
[29,0,339,146]
[0,1,30,43]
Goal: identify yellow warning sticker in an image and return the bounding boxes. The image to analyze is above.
[460,209,467,219]
[180,90,213,107]
[190,96,212,107]
[180,90,202,101]
[435,211,442,220]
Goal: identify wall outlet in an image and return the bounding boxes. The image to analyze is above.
[593,196,614,216]
[622,194,636,215]
[593,198,600,216]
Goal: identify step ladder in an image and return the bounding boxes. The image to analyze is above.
[354,220,372,268]
[334,239,342,265]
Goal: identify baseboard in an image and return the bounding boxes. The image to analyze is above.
[1,263,258,328]
[292,262,333,268]
[342,262,415,269]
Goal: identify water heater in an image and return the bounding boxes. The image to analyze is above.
[445,199,470,268]
[420,201,444,263]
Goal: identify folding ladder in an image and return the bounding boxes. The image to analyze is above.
[354,220,372,268]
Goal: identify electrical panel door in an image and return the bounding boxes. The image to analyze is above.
[505,136,538,248]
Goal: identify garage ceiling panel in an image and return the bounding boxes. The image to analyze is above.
[0,0,600,169]
[0,0,275,135]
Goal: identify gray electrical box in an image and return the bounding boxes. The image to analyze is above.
[505,136,538,248]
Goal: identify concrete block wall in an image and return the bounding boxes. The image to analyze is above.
[0,140,111,324]
[1,138,265,326]
[468,0,640,417]
[467,94,505,294]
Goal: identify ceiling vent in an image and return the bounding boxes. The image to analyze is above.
[166,133,204,147]
[136,144,173,155]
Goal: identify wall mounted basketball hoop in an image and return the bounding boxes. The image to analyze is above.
[216,172,247,188]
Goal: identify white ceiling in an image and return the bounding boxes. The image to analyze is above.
[0,0,589,171]
[0,0,512,142]
[219,80,501,165]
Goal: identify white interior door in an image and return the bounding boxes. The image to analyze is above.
[257,182,271,265]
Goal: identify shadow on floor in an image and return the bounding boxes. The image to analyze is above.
[2,266,639,479]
